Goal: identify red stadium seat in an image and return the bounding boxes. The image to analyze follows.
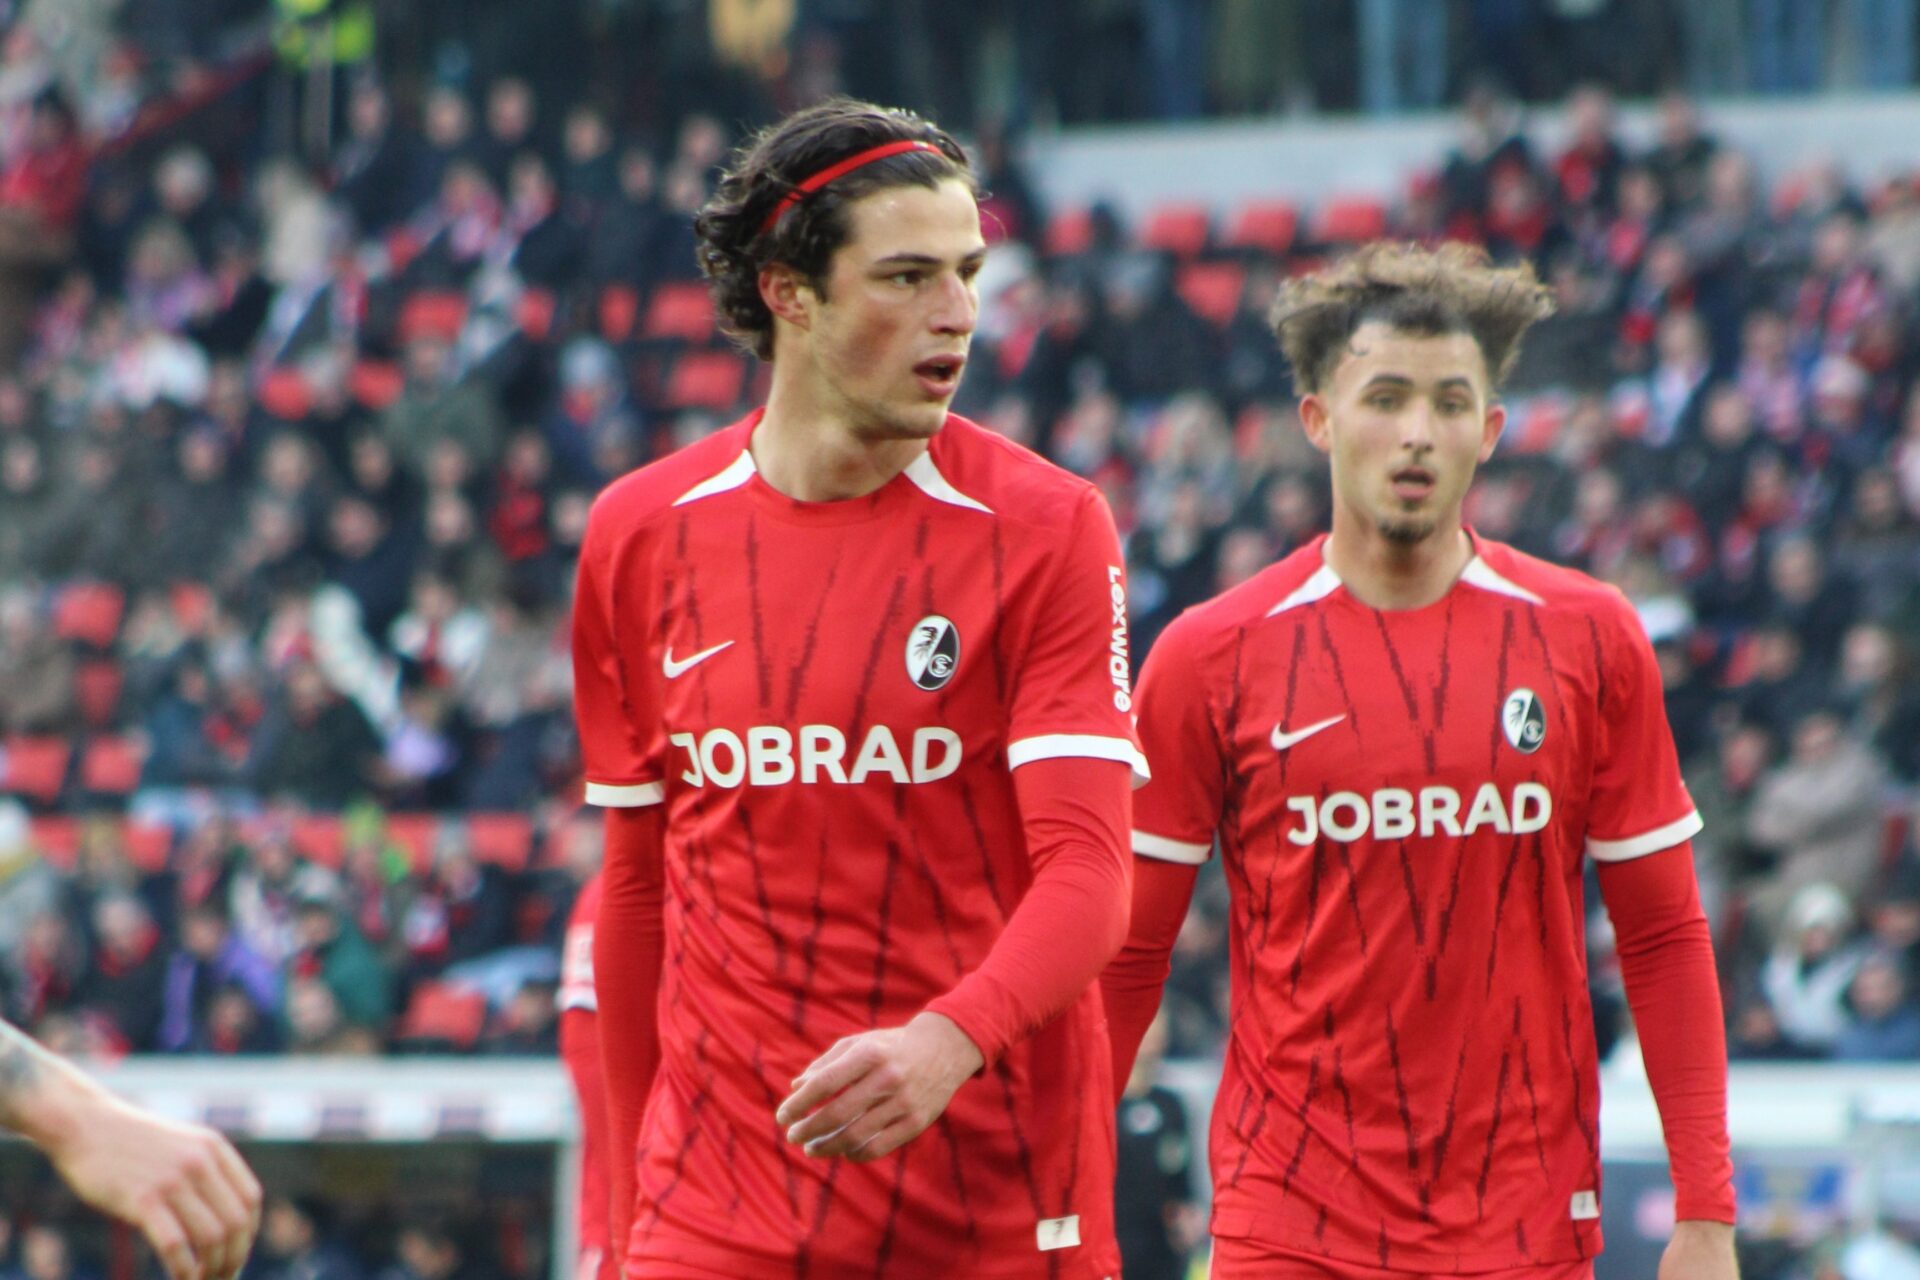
[516,288,557,341]
[598,285,641,343]
[1044,207,1094,256]
[1313,196,1389,245]
[348,360,405,411]
[52,583,125,650]
[385,813,440,870]
[79,736,145,796]
[664,352,747,411]
[75,660,124,728]
[1223,199,1300,255]
[290,816,345,868]
[466,813,534,871]
[642,283,716,343]
[124,820,174,871]
[27,816,80,869]
[398,982,489,1050]
[1139,203,1212,259]
[398,291,468,345]
[2,737,71,804]
[257,367,313,421]
[1176,261,1247,327]
[168,582,213,635]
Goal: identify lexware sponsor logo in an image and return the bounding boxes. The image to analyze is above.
[1106,566,1132,712]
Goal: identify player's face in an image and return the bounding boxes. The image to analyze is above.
[1301,321,1505,546]
[802,178,985,442]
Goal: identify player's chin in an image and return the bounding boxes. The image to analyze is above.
[1377,512,1440,544]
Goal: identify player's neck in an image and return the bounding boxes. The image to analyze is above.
[754,374,926,502]
[1324,518,1474,611]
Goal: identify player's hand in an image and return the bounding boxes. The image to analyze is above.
[775,1011,985,1161]
[44,1092,262,1280]
[1659,1219,1738,1280]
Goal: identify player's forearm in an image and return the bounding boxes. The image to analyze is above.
[594,806,668,1263]
[1597,844,1737,1223]
[0,1018,102,1157]
[925,757,1132,1067]
[1098,855,1198,1099]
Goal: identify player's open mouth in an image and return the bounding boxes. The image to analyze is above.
[1391,466,1435,501]
[914,356,965,397]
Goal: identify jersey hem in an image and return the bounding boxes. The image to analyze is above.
[1586,809,1702,862]
[1132,829,1211,864]
[1007,733,1151,784]
[584,780,666,807]
[1210,1207,1605,1274]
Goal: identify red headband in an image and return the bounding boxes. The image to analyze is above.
[759,139,943,235]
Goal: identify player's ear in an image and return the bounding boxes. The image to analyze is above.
[758,263,813,332]
[1299,393,1333,456]
[1478,400,1506,463]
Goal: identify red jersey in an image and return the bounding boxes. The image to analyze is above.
[558,873,612,1280]
[1131,533,1701,1274]
[573,412,1144,1278]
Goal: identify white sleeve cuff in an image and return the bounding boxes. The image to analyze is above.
[584,780,666,808]
[1586,810,1703,862]
[1006,733,1151,786]
[1132,830,1212,864]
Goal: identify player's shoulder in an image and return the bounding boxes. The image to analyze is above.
[586,416,754,540]
[1154,538,1332,662]
[1467,536,1641,631]
[927,415,1103,527]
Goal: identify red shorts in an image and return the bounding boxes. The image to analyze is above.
[1209,1236,1596,1279]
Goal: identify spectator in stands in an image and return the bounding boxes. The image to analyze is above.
[74,894,166,1050]
[1113,1011,1199,1280]
[382,1218,494,1280]
[1763,535,1858,676]
[481,978,559,1055]
[334,81,414,237]
[399,827,513,983]
[248,660,382,808]
[1760,882,1869,1053]
[323,494,417,642]
[582,144,663,288]
[1832,949,1920,1060]
[159,901,280,1052]
[379,335,506,479]
[0,590,75,736]
[289,882,390,1033]
[17,1226,84,1280]
[0,90,87,367]
[1745,707,1889,929]
[258,1197,365,1280]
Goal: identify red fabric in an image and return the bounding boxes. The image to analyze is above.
[1595,841,1736,1223]
[924,754,1133,1066]
[560,1007,615,1280]
[1212,1234,1595,1278]
[593,806,666,1275]
[1098,856,1198,1099]
[0,140,89,230]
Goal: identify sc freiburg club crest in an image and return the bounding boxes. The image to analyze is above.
[907,616,960,691]
[1501,687,1546,754]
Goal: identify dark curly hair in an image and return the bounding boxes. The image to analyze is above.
[1269,242,1555,395]
[694,98,975,361]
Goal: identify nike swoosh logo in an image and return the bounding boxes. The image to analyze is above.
[662,640,734,679]
[1271,714,1346,751]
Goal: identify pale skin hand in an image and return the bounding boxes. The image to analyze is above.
[0,1022,262,1280]
[775,1011,984,1161]
[1660,1219,1739,1279]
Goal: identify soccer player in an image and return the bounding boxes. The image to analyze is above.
[557,870,613,1280]
[574,98,1145,1278]
[1100,243,1737,1280]
[0,1015,262,1280]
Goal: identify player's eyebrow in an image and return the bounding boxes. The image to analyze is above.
[1359,373,1477,394]
[871,248,989,270]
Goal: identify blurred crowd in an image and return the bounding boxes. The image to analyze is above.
[0,0,1914,1088]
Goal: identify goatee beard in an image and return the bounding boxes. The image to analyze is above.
[1378,515,1438,544]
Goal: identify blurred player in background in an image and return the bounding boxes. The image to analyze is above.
[573,98,1144,1277]
[0,1016,262,1280]
[556,870,612,1280]
[1101,243,1738,1279]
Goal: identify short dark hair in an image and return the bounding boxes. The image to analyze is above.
[1269,242,1555,395]
[694,98,975,361]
